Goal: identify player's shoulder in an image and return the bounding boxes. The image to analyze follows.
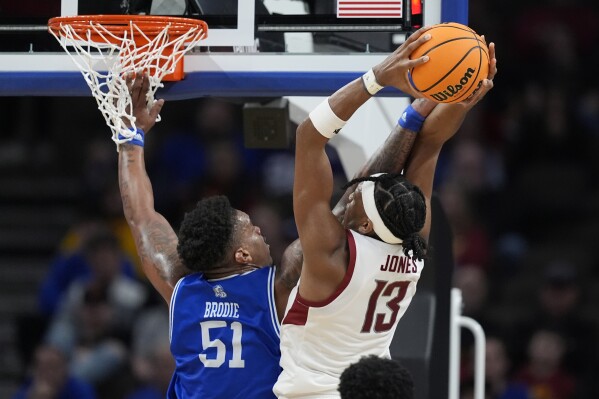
[176,271,204,286]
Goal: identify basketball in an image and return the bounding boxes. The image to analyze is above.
[409,22,489,103]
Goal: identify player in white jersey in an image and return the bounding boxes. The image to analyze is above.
[274,27,497,397]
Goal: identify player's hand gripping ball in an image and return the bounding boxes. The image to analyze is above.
[409,22,489,103]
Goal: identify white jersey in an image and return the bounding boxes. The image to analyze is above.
[273,230,424,398]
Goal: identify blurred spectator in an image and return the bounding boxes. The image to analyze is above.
[440,183,491,269]
[511,261,597,381]
[455,266,503,385]
[80,136,141,269]
[12,345,96,399]
[39,222,137,317]
[195,138,255,209]
[81,138,117,210]
[126,308,175,399]
[446,139,497,194]
[516,329,576,399]
[151,127,206,220]
[486,337,531,399]
[338,355,414,399]
[151,98,259,220]
[460,378,492,399]
[44,229,147,385]
[454,266,489,319]
[504,83,591,182]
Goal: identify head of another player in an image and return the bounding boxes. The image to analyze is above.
[338,355,415,399]
[342,173,427,260]
[177,195,272,273]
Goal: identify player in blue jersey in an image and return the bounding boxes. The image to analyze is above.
[118,77,286,398]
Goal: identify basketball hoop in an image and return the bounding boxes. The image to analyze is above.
[48,15,208,146]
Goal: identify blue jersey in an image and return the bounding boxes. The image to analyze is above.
[167,267,281,399]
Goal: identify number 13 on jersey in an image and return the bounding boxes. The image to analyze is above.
[362,280,410,333]
[199,320,245,368]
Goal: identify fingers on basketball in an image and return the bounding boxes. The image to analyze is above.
[468,78,493,105]
[488,43,497,79]
[401,30,432,62]
[405,55,429,69]
[405,25,432,44]
[395,25,430,57]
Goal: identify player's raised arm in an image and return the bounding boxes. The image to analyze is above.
[331,98,438,221]
[406,42,498,241]
[293,27,432,299]
[118,74,190,304]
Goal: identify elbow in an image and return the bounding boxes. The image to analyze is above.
[124,216,144,237]
[295,119,326,150]
[122,200,154,226]
[296,120,311,144]
[122,206,140,226]
[123,208,151,233]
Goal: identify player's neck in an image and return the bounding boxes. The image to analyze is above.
[204,263,260,279]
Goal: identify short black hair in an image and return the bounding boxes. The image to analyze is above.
[338,355,414,399]
[343,174,427,260]
[177,195,237,272]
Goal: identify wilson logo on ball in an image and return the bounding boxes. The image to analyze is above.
[430,67,475,102]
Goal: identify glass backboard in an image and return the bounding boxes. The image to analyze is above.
[0,0,467,98]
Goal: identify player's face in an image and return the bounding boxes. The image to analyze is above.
[343,183,368,231]
[234,211,273,267]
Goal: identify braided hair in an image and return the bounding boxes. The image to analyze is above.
[343,173,427,260]
[177,195,237,272]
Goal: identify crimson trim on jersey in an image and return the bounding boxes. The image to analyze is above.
[282,230,357,325]
[281,296,309,326]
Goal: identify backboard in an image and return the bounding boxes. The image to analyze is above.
[0,0,467,99]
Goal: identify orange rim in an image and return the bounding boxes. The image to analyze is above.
[48,15,208,41]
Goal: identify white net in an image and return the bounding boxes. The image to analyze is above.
[49,18,206,146]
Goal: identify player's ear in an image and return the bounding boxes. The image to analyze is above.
[234,247,252,265]
[358,218,374,235]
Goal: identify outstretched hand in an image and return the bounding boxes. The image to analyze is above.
[125,73,165,133]
[372,26,432,97]
[459,40,497,108]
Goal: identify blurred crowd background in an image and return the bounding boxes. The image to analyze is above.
[0,0,598,398]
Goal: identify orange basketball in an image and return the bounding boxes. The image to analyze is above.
[409,22,489,103]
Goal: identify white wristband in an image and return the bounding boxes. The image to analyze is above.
[309,98,347,139]
[362,68,384,96]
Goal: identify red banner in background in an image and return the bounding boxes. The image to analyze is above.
[337,1,403,18]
